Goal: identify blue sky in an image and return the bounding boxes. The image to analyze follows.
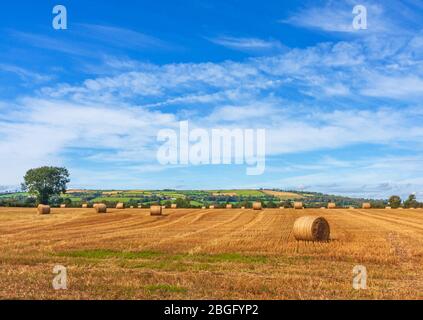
[1,0,423,199]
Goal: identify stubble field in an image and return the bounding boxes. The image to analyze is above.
[0,207,422,300]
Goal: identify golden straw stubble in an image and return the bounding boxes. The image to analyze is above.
[293,216,330,241]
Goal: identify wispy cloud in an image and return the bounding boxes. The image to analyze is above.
[281,1,409,35]
[10,31,95,57]
[76,24,172,51]
[208,36,285,53]
[0,63,52,83]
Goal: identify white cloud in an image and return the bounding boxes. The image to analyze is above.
[361,74,423,98]
[76,24,171,50]
[0,64,52,83]
[209,36,285,53]
[281,1,398,35]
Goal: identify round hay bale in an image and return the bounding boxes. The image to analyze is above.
[95,204,107,214]
[349,206,355,209]
[138,205,142,208]
[253,202,262,210]
[60,204,66,208]
[171,204,177,209]
[327,203,336,209]
[116,203,125,209]
[280,207,285,210]
[82,204,88,208]
[362,203,371,209]
[130,206,134,209]
[226,204,233,209]
[209,205,215,209]
[202,206,206,209]
[37,205,51,215]
[294,202,303,210]
[386,206,392,210]
[293,216,330,242]
[150,205,162,216]
[241,206,246,209]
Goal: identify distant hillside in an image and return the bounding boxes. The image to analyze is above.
[0,188,389,208]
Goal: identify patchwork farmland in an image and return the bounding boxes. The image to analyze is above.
[1,207,423,299]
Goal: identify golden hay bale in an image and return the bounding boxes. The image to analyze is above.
[209,205,215,209]
[95,204,107,213]
[349,206,355,209]
[253,202,262,210]
[130,206,134,209]
[138,205,142,208]
[60,204,66,208]
[226,204,233,209]
[362,203,371,209]
[398,207,404,210]
[241,206,246,209]
[280,207,285,210]
[82,204,88,208]
[294,202,303,210]
[328,203,336,209]
[37,205,51,215]
[202,206,206,209]
[116,203,125,209]
[171,204,177,209]
[386,206,392,210]
[320,207,326,210]
[150,205,162,216]
[293,216,330,242]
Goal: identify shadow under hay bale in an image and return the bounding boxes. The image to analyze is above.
[293,216,330,242]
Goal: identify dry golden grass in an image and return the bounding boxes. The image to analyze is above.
[262,190,303,199]
[1,207,423,300]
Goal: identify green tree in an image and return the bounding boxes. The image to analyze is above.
[21,167,70,205]
[404,194,418,208]
[388,195,402,209]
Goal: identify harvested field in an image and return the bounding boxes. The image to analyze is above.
[0,207,423,300]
